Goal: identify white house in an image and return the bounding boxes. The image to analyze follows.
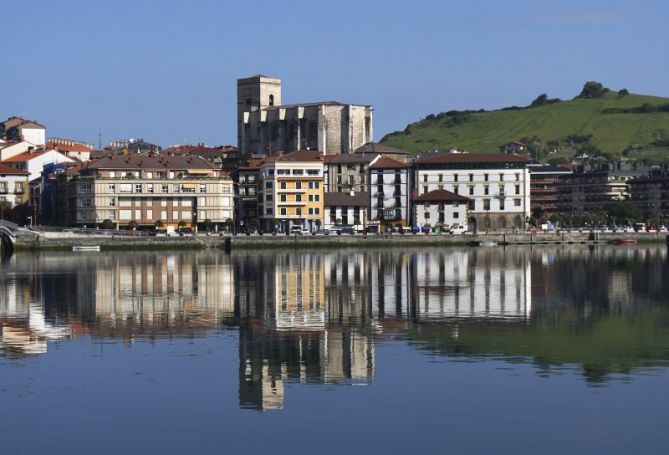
[413,189,469,228]
[413,152,531,232]
[0,140,34,161]
[0,163,29,207]
[323,191,369,231]
[1,117,46,147]
[2,149,74,182]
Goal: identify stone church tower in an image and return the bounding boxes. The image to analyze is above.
[237,75,282,150]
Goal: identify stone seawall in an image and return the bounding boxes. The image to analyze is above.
[13,231,669,251]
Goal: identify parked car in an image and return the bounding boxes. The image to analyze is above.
[448,224,467,234]
[289,226,309,235]
[340,227,355,235]
[421,225,431,234]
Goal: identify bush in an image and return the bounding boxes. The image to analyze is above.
[577,81,610,99]
[155,219,164,229]
[127,220,138,230]
[101,219,114,230]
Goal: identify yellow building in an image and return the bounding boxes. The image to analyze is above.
[259,151,324,233]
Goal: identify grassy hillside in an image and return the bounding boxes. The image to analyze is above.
[381,90,669,160]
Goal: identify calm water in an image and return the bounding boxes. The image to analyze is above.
[1,246,669,454]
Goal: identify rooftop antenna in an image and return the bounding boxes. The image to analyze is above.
[98,132,102,150]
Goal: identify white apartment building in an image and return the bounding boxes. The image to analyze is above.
[68,154,234,230]
[413,152,531,232]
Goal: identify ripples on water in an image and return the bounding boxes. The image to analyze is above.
[2,246,669,403]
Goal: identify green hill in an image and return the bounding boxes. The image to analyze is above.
[381,85,669,162]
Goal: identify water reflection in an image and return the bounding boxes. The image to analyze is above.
[1,246,668,409]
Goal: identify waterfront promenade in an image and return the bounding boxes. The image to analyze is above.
[8,228,668,251]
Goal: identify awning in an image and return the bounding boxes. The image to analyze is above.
[181,183,196,189]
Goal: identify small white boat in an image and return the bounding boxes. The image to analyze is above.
[72,245,101,252]
[469,240,498,247]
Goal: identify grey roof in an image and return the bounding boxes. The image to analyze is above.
[324,191,370,207]
[354,142,408,155]
[328,153,379,164]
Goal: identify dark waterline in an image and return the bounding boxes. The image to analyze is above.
[1,246,669,454]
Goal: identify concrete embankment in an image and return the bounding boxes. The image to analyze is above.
[12,230,669,251]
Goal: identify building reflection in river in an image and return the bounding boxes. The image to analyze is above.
[2,246,668,407]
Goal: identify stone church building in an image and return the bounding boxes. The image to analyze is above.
[237,75,373,156]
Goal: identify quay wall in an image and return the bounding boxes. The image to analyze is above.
[12,231,669,251]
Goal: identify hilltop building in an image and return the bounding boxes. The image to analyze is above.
[0,117,46,147]
[237,75,373,156]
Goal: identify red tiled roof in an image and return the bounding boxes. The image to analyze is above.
[45,142,92,153]
[413,189,470,203]
[275,150,323,162]
[0,163,28,175]
[369,156,408,169]
[415,152,530,165]
[2,150,48,162]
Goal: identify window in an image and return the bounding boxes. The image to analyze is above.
[147,184,154,193]
[469,186,474,196]
[14,182,24,193]
[280,194,287,202]
[515,173,520,181]
[266,194,273,202]
[484,186,489,195]
[484,174,489,182]
[108,184,115,193]
[308,194,314,202]
[81,198,91,207]
[514,199,521,207]
[269,94,274,106]
[293,169,304,175]
[280,207,287,216]
[109,197,116,207]
[500,199,505,210]
[80,183,92,194]
[277,169,289,175]
[296,207,302,216]
[424,212,430,219]
[109,171,115,178]
[484,200,490,210]
[423,186,428,194]
[314,208,320,215]
[308,208,314,215]
[280,181,287,189]
[265,207,273,215]
[222,185,231,193]
[438,174,443,182]
[173,184,180,193]
[423,175,428,182]
[314,194,319,201]
[454,174,458,182]
[307,169,319,176]
[453,211,460,219]
[296,194,302,202]
[295,181,302,190]
[469,174,474,182]
[265,181,273,189]
[119,183,132,193]
[200,184,207,193]
[162,184,169,193]
[515,185,520,195]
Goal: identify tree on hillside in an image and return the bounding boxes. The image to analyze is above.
[577,81,610,99]
[618,88,629,97]
[530,93,561,108]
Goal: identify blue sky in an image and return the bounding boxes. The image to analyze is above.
[4,0,668,147]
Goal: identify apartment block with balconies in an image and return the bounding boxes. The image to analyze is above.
[368,157,410,229]
[66,154,234,231]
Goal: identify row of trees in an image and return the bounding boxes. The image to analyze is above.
[530,202,665,228]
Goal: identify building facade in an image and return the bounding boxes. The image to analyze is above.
[413,152,531,232]
[237,75,373,156]
[324,153,379,193]
[0,163,29,208]
[66,154,234,230]
[258,151,324,232]
[323,191,369,231]
[629,173,669,217]
[528,164,572,214]
[413,189,469,228]
[368,157,411,229]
